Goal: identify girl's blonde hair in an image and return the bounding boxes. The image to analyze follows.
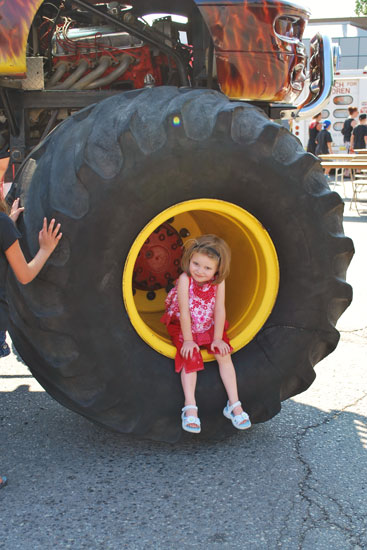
[0,196,9,215]
[181,234,231,284]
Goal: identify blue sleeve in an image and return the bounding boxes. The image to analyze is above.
[0,213,21,253]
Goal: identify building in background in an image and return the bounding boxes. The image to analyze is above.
[304,16,367,70]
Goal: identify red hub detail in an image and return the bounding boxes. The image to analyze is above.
[133,223,183,291]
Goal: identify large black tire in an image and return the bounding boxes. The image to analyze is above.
[8,87,353,442]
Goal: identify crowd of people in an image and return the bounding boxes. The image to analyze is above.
[306,106,367,158]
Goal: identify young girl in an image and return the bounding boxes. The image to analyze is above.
[0,195,62,489]
[161,234,251,434]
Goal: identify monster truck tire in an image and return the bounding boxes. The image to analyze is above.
[7,87,353,442]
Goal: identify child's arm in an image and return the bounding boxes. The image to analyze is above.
[5,217,62,284]
[211,280,231,356]
[350,132,355,151]
[177,272,199,359]
[9,198,24,223]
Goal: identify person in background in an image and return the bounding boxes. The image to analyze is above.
[315,119,333,179]
[341,106,359,153]
[350,113,367,152]
[315,119,333,155]
[307,113,322,155]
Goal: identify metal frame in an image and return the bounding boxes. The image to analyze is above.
[0,89,124,165]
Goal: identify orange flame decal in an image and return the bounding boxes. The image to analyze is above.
[199,1,309,102]
[0,0,44,76]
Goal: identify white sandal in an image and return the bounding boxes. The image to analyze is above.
[223,400,251,430]
[181,405,201,434]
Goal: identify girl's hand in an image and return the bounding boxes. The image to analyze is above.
[210,339,230,356]
[180,340,200,359]
[38,218,62,253]
[9,198,25,223]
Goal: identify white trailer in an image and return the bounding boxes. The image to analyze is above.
[293,69,367,152]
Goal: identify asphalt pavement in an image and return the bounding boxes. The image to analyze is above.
[1,182,366,550]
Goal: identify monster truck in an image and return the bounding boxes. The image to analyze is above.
[0,0,354,441]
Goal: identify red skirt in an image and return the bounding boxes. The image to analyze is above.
[165,320,233,374]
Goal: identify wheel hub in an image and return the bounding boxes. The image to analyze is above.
[123,199,280,361]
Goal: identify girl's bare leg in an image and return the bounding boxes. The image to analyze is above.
[215,354,248,423]
[180,369,199,428]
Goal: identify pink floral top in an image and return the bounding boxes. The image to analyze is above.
[162,277,217,334]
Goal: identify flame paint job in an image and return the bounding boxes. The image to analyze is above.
[0,0,310,103]
[197,0,310,101]
[0,0,44,76]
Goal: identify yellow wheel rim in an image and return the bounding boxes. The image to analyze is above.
[123,199,279,360]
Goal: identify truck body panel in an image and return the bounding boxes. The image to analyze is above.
[0,0,44,76]
[197,0,309,101]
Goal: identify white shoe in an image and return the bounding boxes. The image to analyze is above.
[223,401,251,430]
[181,405,201,433]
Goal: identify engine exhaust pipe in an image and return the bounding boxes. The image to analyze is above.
[85,54,133,89]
